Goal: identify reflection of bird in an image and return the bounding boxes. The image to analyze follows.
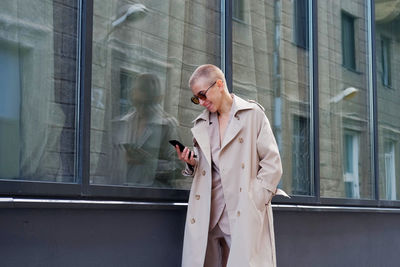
[112,4,148,27]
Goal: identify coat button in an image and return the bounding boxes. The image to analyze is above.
[241,163,245,169]
[237,211,241,217]
[195,194,200,200]
[191,218,196,224]
[235,115,240,120]
[240,187,242,192]
[239,137,243,143]
[202,170,206,176]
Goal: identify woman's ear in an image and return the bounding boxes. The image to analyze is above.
[216,79,225,94]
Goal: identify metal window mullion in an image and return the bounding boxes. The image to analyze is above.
[368,0,379,201]
[221,0,233,92]
[311,0,320,202]
[77,0,93,196]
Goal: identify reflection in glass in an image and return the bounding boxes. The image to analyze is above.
[0,1,78,182]
[343,132,360,198]
[292,116,310,195]
[342,12,356,70]
[232,0,312,196]
[319,0,373,199]
[375,0,400,200]
[384,141,396,200]
[90,0,221,189]
[381,37,392,87]
[294,0,309,49]
[110,74,181,187]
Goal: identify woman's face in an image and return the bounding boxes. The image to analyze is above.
[131,87,148,107]
[130,76,161,108]
[191,77,222,113]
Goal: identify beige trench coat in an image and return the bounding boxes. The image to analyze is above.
[181,95,283,267]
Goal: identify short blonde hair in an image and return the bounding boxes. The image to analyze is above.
[188,64,226,89]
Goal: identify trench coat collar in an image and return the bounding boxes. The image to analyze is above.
[191,95,255,166]
[191,94,255,123]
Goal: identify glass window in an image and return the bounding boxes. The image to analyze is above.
[381,37,392,87]
[342,12,356,70]
[375,0,400,201]
[233,0,245,21]
[232,0,312,196]
[294,0,309,49]
[383,141,396,200]
[292,115,311,195]
[343,132,360,198]
[319,1,373,199]
[90,0,221,189]
[0,1,78,182]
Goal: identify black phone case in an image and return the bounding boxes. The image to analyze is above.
[169,140,197,158]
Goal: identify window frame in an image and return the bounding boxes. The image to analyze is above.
[232,0,245,22]
[341,11,357,71]
[79,0,191,202]
[381,36,392,88]
[291,115,312,196]
[384,140,396,200]
[293,0,309,50]
[0,0,82,198]
[343,132,361,199]
[0,42,22,179]
[3,0,400,209]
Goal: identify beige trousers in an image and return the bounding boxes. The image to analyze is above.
[204,224,231,267]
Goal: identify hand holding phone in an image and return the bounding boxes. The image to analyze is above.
[169,140,197,158]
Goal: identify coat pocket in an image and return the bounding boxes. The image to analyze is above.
[250,179,271,212]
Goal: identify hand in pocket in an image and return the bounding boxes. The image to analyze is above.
[252,181,273,211]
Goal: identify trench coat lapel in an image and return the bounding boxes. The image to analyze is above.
[221,95,253,151]
[220,114,241,151]
[191,110,212,167]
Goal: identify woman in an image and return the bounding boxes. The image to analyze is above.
[176,64,285,267]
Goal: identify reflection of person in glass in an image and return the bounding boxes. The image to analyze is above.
[177,64,285,267]
[112,73,180,187]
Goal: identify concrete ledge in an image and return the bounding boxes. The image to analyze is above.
[2,197,400,213]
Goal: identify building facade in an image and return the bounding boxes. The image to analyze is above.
[1,0,400,266]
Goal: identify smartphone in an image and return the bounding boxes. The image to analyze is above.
[169,140,197,158]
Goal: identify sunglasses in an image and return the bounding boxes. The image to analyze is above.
[191,81,217,105]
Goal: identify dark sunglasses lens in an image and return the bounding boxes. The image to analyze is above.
[191,96,199,104]
[197,92,207,100]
